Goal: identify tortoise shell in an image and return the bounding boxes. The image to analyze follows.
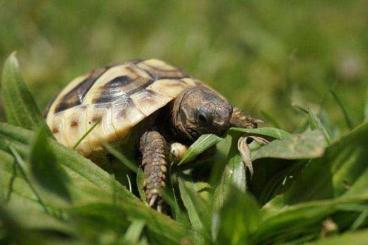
[45,59,199,155]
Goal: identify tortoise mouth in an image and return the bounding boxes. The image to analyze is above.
[186,127,202,141]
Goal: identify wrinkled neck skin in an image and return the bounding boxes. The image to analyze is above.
[169,91,193,143]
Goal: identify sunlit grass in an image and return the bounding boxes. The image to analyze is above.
[1,49,368,244]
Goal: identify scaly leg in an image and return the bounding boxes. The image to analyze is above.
[139,130,168,212]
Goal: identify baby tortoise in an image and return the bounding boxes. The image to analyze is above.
[45,59,261,211]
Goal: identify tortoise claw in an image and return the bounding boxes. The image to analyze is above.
[149,194,158,207]
[147,194,164,212]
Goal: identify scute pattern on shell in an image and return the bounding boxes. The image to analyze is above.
[45,59,197,155]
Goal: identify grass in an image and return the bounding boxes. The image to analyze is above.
[1,1,368,244]
[1,51,368,245]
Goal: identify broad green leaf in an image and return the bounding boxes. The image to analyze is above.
[1,52,43,130]
[179,134,222,165]
[230,127,290,140]
[30,127,71,202]
[270,122,368,206]
[216,187,261,244]
[251,129,326,161]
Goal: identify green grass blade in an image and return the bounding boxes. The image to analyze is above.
[123,220,145,243]
[312,230,368,245]
[260,110,281,128]
[30,127,71,202]
[179,134,222,165]
[294,105,332,144]
[0,122,190,243]
[216,187,261,244]
[330,89,354,129]
[365,86,368,121]
[1,52,43,130]
[178,178,211,242]
[8,145,49,214]
[349,209,368,231]
[102,142,138,173]
[213,153,247,212]
[72,121,99,149]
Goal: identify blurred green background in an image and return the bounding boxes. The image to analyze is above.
[1,0,367,132]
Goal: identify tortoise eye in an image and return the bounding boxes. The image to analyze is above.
[197,110,210,125]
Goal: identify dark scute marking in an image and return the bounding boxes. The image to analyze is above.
[127,78,154,96]
[92,115,102,123]
[94,76,131,104]
[128,59,143,64]
[52,127,59,134]
[142,63,189,80]
[54,68,107,113]
[94,75,154,104]
[70,121,78,127]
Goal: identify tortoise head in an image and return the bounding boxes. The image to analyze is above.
[171,86,233,141]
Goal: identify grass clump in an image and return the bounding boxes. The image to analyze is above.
[1,47,368,244]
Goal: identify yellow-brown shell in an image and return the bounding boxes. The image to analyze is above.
[45,59,198,156]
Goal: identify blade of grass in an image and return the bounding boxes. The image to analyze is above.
[30,127,71,202]
[330,89,354,129]
[102,142,138,173]
[8,145,49,214]
[123,220,145,243]
[216,187,261,244]
[349,209,368,231]
[0,52,44,130]
[73,121,99,149]
[0,122,190,243]
[365,86,368,121]
[179,134,222,165]
[312,230,368,245]
[178,178,211,243]
[294,105,332,144]
[260,110,281,128]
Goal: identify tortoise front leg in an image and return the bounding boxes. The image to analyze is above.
[139,130,168,212]
[230,107,263,129]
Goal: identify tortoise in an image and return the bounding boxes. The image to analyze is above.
[45,59,260,211]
